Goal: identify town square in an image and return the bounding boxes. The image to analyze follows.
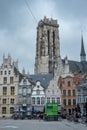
[0,119,87,130]
[0,0,87,129]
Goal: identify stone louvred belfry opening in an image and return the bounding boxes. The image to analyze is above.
[35,16,60,74]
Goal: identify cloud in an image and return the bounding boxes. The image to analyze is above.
[0,0,87,74]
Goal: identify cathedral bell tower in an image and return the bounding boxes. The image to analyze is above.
[35,16,60,74]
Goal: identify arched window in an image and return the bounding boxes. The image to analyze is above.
[47,30,50,54]
[53,31,55,56]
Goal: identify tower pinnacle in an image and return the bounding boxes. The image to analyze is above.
[80,34,86,62]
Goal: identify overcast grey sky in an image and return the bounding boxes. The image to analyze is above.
[0,0,87,74]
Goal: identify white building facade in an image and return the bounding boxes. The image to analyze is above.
[31,81,45,112]
[45,79,61,112]
[0,55,19,117]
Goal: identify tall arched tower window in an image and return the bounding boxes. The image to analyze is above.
[53,31,55,56]
[47,30,50,55]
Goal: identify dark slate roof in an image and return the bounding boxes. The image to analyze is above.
[62,59,87,73]
[69,60,87,73]
[14,67,19,76]
[30,73,53,88]
[77,79,87,89]
[14,67,24,82]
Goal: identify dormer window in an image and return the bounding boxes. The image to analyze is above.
[37,85,39,88]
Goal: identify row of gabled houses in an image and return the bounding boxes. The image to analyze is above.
[0,55,60,117]
[0,55,87,117]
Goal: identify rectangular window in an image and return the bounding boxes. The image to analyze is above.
[23,97,26,104]
[73,99,76,105]
[3,99,7,104]
[9,70,11,75]
[57,97,60,104]
[10,77,14,84]
[10,86,15,95]
[10,98,15,104]
[3,87,7,95]
[32,97,35,104]
[3,77,7,84]
[36,89,40,95]
[63,90,66,96]
[63,99,66,106]
[10,107,14,114]
[68,90,71,96]
[37,97,40,104]
[68,99,71,105]
[4,71,7,75]
[2,107,6,114]
[52,97,55,103]
[47,97,50,103]
[73,90,76,96]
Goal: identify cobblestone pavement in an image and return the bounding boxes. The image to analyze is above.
[0,119,86,130]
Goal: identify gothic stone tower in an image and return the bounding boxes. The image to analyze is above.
[35,16,60,74]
